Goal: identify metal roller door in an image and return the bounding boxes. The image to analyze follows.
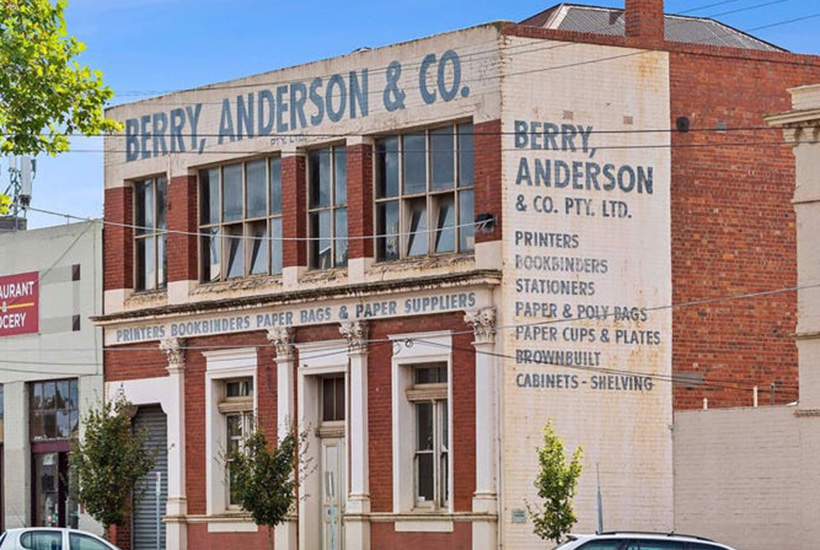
[132,406,168,550]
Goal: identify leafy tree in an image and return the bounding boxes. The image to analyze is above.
[71,394,154,534]
[527,419,584,544]
[0,0,120,156]
[228,425,308,548]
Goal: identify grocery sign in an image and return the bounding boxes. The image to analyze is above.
[0,271,39,337]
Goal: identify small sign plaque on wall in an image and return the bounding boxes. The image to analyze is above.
[511,509,527,524]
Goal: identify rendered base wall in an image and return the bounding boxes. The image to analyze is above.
[674,407,820,550]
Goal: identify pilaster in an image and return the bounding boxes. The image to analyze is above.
[340,319,371,550]
[159,337,188,550]
[464,308,499,550]
[267,326,298,550]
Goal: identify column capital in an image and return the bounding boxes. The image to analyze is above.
[464,307,496,345]
[267,326,295,361]
[160,337,186,372]
[340,320,369,353]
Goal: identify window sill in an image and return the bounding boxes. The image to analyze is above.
[187,513,259,533]
[380,511,455,533]
[124,288,167,308]
[369,252,474,273]
[193,274,283,295]
[299,266,348,284]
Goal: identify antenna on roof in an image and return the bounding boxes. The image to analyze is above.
[3,154,36,231]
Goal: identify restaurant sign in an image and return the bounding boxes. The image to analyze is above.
[0,271,39,337]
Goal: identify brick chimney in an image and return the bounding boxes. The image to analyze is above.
[625,0,665,44]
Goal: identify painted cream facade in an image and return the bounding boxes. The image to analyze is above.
[499,38,672,545]
[0,222,103,533]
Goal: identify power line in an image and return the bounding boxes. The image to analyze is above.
[409,337,798,397]
[20,124,790,139]
[21,204,488,243]
[25,137,803,157]
[108,0,808,101]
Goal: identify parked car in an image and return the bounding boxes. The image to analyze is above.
[0,529,118,550]
[552,532,738,550]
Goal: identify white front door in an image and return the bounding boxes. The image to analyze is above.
[321,437,346,550]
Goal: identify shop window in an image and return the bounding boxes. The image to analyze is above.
[375,124,474,261]
[219,378,254,508]
[199,157,283,282]
[308,146,347,269]
[134,176,167,291]
[30,379,78,528]
[30,380,79,442]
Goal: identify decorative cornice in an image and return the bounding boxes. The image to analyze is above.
[159,337,185,370]
[93,269,501,325]
[340,320,369,353]
[266,326,295,361]
[464,307,496,345]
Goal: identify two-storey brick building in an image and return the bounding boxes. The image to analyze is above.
[96,1,820,549]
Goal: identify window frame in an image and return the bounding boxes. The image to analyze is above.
[307,144,348,270]
[374,122,475,261]
[29,379,79,442]
[198,156,283,283]
[202,348,258,518]
[409,367,449,510]
[133,175,168,292]
[390,332,454,515]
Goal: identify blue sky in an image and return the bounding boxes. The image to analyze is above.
[19,0,820,228]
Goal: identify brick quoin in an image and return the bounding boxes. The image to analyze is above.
[474,119,502,244]
[282,154,307,268]
[168,174,199,282]
[103,186,133,291]
[346,142,374,259]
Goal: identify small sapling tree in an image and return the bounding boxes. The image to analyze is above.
[527,419,584,544]
[71,393,154,535]
[227,424,310,549]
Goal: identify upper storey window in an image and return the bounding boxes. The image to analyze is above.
[375,123,474,261]
[199,158,283,282]
[134,176,167,291]
[308,146,348,270]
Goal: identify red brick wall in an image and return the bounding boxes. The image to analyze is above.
[669,52,820,409]
[105,312,477,543]
[106,342,168,381]
[347,142,374,259]
[625,0,664,44]
[474,119,502,244]
[187,523,271,550]
[183,331,277,515]
[103,186,133,291]
[371,521,472,549]
[282,154,307,268]
[368,312,476,513]
[168,175,198,282]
